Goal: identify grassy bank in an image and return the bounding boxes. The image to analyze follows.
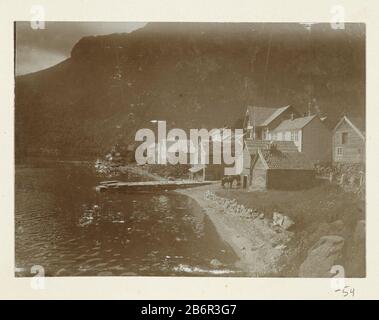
[178,185,295,276]
[216,181,364,230]
[216,181,365,276]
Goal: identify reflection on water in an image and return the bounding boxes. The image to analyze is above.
[15,161,242,276]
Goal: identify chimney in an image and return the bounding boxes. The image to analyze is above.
[291,113,294,120]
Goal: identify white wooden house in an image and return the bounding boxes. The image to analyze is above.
[332,116,365,163]
[270,115,332,164]
[243,105,299,140]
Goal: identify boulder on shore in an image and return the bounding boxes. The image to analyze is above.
[210,259,223,268]
[298,235,345,277]
[272,212,294,230]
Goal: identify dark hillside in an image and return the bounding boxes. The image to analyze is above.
[15,22,365,159]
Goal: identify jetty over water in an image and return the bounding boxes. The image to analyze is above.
[95,180,217,193]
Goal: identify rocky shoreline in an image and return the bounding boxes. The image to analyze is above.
[178,184,365,277]
[177,185,296,276]
[111,164,365,277]
[109,164,294,275]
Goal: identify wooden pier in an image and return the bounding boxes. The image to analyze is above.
[95,180,217,193]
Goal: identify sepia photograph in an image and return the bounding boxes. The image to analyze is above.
[13,20,366,279]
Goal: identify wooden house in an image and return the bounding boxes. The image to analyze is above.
[241,139,300,188]
[188,130,244,181]
[187,139,226,182]
[189,164,205,181]
[332,116,365,163]
[189,164,225,181]
[243,105,299,140]
[250,145,315,190]
[271,115,332,164]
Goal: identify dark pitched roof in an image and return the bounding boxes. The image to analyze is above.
[260,106,292,126]
[273,115,316,132]
[247,105,291,127]
[258,149,314,170]
[245,139,271,154]
[245,139,298,154]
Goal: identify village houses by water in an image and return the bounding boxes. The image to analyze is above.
[188,104,365,191]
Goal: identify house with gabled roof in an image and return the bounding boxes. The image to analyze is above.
[241,139,299,182]
[249,143,315,190]
[188,129,245,181]
[332,116,365,163]
[271,114,332,164]
[244,139,299,154]
[240,139,313,189]
[243,105,299,140]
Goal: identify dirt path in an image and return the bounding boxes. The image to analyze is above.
[177,184,294,276]
[120,165,294,275]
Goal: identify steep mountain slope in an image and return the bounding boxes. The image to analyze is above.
[15,22,365,159]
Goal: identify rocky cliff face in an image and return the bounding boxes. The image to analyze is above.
[15,22,365,159]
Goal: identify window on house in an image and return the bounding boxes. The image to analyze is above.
[272,133,277,140]
[291,131,295,141]
[341,132,348,144]
[337,147,343,155]
[294,131,299,141]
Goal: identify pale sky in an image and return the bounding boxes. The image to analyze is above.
[15,21,146,75]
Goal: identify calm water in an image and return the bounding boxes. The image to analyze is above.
[15,161,241,276]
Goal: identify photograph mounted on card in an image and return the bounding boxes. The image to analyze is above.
[14,19,365,280]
